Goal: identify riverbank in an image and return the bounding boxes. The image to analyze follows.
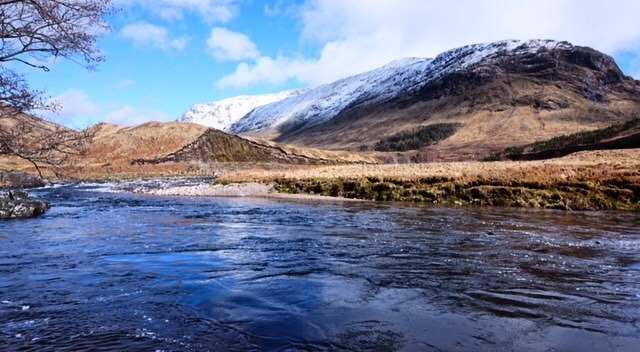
[4,149,639,211]
[215,149,640,211]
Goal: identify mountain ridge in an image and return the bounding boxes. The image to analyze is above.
[179,39,640,159]
[1,114,373,180]
[183,40,580,135]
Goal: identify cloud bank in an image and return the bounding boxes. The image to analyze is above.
[217,0,640,89]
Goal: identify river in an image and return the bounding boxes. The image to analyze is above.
[1,181,639,351]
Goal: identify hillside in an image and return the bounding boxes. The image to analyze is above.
[483,118,640,161]
[86,121,373,166]
[2,113,373,179]
[86,122,209,165]
[187,40,640,160]
[0,108,88,177]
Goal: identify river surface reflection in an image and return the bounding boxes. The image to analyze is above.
[1,181,639,351]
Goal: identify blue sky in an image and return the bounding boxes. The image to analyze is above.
[24,0,640,128]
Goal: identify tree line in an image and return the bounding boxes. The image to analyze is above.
[374,123,462,152]
[482,117,640,161]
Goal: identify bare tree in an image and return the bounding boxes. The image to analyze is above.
[0,0,113,177]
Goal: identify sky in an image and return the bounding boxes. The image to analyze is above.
[22,0,640,129]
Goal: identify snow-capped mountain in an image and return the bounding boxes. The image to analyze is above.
[181,40,566,134]
[178,90,303,131]
[228,39,570,136]
[178,39,640,156]
[227,57,432,135]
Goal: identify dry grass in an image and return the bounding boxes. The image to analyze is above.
[86,122,209,164]
[0,155,40,172]
[217,149,640,183]
[2,119,375,180]
[217,149,640,211]
[243,136,376,164]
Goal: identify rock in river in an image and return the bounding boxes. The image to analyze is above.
[0,172,46,188]
[0,191,50,219]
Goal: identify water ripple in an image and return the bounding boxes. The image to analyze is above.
[1,181,639,351]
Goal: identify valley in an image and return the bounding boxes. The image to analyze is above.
[2,40,640,210]
[4,3,640,351]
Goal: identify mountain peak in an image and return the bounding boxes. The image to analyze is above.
[179,39,638,158]
[178,89,305,131]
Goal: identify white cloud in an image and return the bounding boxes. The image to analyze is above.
[264,0,290,17]
[299,0,640,54]
[39,90,101,127]
[102,105,173,126]
[216,56,312,89]
[206,27,260,62]
[34,90,172,128]
[114,0,237,23]
[217,0,640,89]
[120,22,187,51]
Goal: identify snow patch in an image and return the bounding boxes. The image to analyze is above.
[178,90,305,131]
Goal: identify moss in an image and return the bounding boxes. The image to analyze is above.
[470,187,486,199]
[550,192,563,201]
[329,182,343,197]
[312,183,326,194]
[372,182,395,192]
[492,198,511,207]
[418,189,438,200]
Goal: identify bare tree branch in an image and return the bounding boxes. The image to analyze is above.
[0,106,96,178]
[0,0,112,178]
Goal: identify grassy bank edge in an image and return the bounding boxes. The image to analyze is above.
[215,156,640,211]
[258,176,639,211]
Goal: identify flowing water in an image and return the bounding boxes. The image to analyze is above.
[1,181,639,351]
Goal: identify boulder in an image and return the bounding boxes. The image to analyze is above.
[0,172,46,188]
[0,191,50,219]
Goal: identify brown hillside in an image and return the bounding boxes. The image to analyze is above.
[86,121,372,166]
[67,120,371,179]
[268,43,640,160]
[2,112,373,179]
[0,109,88,177]
[86,121,209,164]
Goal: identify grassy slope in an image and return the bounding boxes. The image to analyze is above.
[55,122,375,180]
[259,59,640,160]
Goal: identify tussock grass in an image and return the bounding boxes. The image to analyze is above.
[217,149,640,211]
